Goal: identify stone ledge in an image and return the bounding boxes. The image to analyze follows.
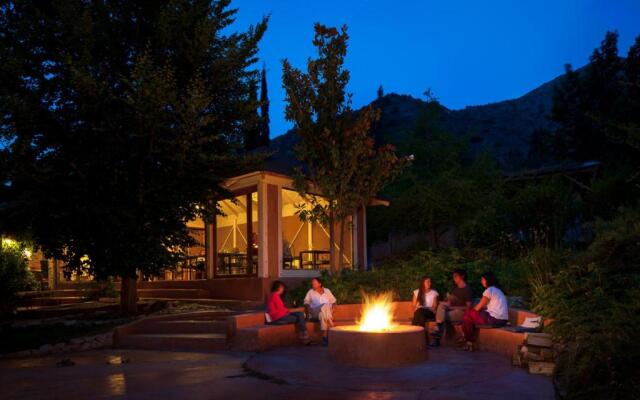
[0,331,114,359]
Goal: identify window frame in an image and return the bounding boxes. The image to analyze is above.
[213,185,258,278]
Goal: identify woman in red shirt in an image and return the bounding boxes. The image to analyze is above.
[267,281,310,343]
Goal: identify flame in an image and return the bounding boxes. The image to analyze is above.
[358,291,396,332]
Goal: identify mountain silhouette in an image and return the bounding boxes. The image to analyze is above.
[268,69,573,171]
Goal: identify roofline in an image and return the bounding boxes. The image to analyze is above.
[225,170,390,206]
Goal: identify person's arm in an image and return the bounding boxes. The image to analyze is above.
[474,296,489,312]
[432,293,439,313]
[328,289,337,309]
[412,291,419,310]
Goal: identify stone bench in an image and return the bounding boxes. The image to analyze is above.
[227,302,545,357]
[474,308,548,357]
[228,302,416,352]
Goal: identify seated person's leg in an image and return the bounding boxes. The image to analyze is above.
[412,308,425,326]
[270,313,297,325]
[291,311,307,332]
[435,302,448,324]
[447,307,466,323]
[319,303,333,331]
[461,309,478,342]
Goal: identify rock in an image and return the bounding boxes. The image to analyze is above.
[70,337,85,345]
[80,342,92,351]
[524,333,553,348]
[529,361,555,376]
[70,343,83,352]
[39,344,53,354]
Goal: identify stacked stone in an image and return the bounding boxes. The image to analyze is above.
[512,332,556,376]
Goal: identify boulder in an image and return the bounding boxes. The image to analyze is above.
[39,344,53,354]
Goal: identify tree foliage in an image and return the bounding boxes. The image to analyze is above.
[0,0,267,312]
[550,31,640,214]
[531,208,640,399]
[282,24,408,271]
[0,239,38,316]
[370,100,506,249]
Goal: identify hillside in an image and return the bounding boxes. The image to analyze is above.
[269,70,568,171]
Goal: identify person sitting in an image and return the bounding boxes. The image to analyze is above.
[461,272,509,351]
[267,280,310,344]
[411,276,439,328]
[430,268,473,347]
[303,277,337,345]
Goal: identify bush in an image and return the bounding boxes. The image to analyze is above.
[85,277,118,300]
[289,249,533,307]
[531,208,640,399]
[0,240,38,316]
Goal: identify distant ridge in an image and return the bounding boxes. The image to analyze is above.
[269,69,573,171]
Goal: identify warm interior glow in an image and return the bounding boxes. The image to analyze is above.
[358,291,396,332]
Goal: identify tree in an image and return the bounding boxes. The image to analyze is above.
[282,24,408,271]
[244,80,261,151]
[259,65,271,147]
[377,85,384,99]
[550,31,640,218]
[0,0,267,313]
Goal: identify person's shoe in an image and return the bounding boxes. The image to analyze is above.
[321,337,329,347]
[464,341,475,352]
[299,331,311,344]
[428,338,440,348]
[431,323,444,338]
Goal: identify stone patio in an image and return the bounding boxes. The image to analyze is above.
[0,347,553,399]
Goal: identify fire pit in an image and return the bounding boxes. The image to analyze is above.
[328,292,427,368]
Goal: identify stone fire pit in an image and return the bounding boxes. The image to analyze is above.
[328,324,427,368]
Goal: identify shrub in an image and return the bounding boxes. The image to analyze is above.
[289,249,533,307]
[85,277,118,300]
[0,240,38,316]
[531,208,640,399]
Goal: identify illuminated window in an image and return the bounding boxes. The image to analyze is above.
[281,189,352,270]
[215,190,258,276]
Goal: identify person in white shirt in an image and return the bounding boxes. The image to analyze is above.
[411,276,439,328]
[461,272,509,351]
[303,277,337,344]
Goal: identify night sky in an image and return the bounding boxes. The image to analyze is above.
[231,0,640,138]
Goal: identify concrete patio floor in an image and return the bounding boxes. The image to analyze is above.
[0,347,553,400]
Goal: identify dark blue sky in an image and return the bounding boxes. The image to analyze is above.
[231,0,640,138]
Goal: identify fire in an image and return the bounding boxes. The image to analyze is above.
[358,291,396,332]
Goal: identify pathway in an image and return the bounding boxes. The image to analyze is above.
[0,347,553,399]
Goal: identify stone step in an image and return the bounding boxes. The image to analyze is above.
[137,289,210,299]
[19,289,93,298]
[118,333,227,351]
[143,320,227,334]
[29,297,85,306]
[163,310,242,321]
[139,298,262,310]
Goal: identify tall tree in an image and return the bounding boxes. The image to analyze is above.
[244,80,261,150]
[259,65,270,147]
[550,31,640,214]
[282,24,408,271]
[0,0,267,313]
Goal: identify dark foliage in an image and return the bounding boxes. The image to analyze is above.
[0,0,267,311]
[531,208,640,399]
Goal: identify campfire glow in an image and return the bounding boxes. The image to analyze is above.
[358,291,396,332]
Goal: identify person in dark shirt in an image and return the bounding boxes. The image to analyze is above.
[429,269,472,347]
